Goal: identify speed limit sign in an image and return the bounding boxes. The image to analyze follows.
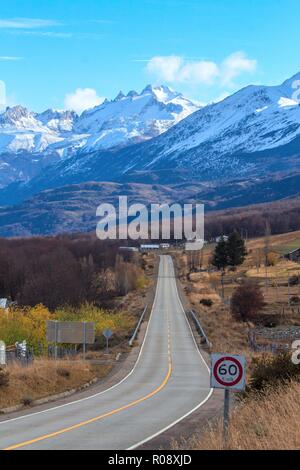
[211,353,246,391]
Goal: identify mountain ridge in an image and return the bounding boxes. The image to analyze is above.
[0,85,199,188]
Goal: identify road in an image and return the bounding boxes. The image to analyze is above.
[0,255,212,450]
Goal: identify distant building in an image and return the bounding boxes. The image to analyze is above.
[215,235,229,243]
[160,243,170,249]
[140,244,160,252]
[119,246,139,252]
[0,298,8,309]
[284,248,300,263]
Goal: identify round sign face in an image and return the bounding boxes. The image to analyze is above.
[213,356,243,387]
[103,329,113,339]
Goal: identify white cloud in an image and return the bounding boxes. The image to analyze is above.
[8,30,72,38]
[64,88,105,114]
[0,56,23,61]
[146,51,257,87]
[146,55,219,85]
[146,56,183,82]
[221,51,257,85]
[179,61,219,85]
[0,18,61,29]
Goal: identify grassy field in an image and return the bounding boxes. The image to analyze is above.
[178,231,300,346]
[174,380,300,450]
[173,231,300,450]
[0,359,111,410]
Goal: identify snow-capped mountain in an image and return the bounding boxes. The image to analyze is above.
[0,86,199,188]
[14,71,300,199]
[108,72,300,181]
[1,72,300,208]
[74,85,199,150]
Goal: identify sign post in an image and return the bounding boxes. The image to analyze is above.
[0,341,6,366]
[211,353,246,447]
[103,329,113,354]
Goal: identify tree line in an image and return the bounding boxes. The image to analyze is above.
[0,234,143,310]
[205,197,300,240]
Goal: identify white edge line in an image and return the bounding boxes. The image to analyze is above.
[0,258,161,426]
[127,255,213,450]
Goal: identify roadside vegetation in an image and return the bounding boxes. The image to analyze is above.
[0,359,109,410]
[205,197,300,240]
[175,229,300,356]
[182,379,300,450]
[0,304,136,352]
[0,234,146,309]
[0,235,155,410]
[175,352,300,450]
[173,228,300,450]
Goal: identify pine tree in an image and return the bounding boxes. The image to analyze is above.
[226,231,247,267]
[212,236,228,270]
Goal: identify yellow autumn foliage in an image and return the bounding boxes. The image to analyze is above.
[54,303,135,337]
[0,303,134,352]
[0,304,51,350]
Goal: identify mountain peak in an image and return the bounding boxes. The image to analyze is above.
[140,84,181,104]
[127,90,139,98]
[0,105,33,126]
[114,91,126,101]
[281,71,300,91]
[141,84,154,94]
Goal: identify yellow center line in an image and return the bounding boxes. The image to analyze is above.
[4,315,173,451]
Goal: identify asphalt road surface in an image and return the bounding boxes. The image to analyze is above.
[0,255,212,450]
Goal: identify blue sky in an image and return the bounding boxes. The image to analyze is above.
[0,0,299,112]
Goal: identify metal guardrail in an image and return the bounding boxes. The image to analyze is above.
[129,305,148,347]
[189,309,212,348]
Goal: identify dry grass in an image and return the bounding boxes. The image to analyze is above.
[177,259,249,355]
[173,242,300,450]
[180,380,300,450]
[0,359,110,409]
[246,230,300,252]
[178,230,300,343]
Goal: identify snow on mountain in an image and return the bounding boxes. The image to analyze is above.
[37,109,78,132]
[110,73,300,179]
[73,85,199,150]
[0,85,198,156]
[0,86,199,187]
[17,71,300,197]
[0,106,69,155]
[1,73,300,198]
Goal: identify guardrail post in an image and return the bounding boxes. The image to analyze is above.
[189,310,212,348]
[129,305,148,347]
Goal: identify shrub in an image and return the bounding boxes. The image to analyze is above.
[266,252,279,266]
[290,296,300,305]
[56,367,70,378]
[55,303,135,339]
[0,304,51,352]
[249,353,300,393]
[21,396,33,406]
[200,298,213,307]
[0,367,9,387]
[289,275,299,286]
[231,280,265,322]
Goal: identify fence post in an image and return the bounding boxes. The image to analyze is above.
[54,320,58,360]
[83,321,87,360]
